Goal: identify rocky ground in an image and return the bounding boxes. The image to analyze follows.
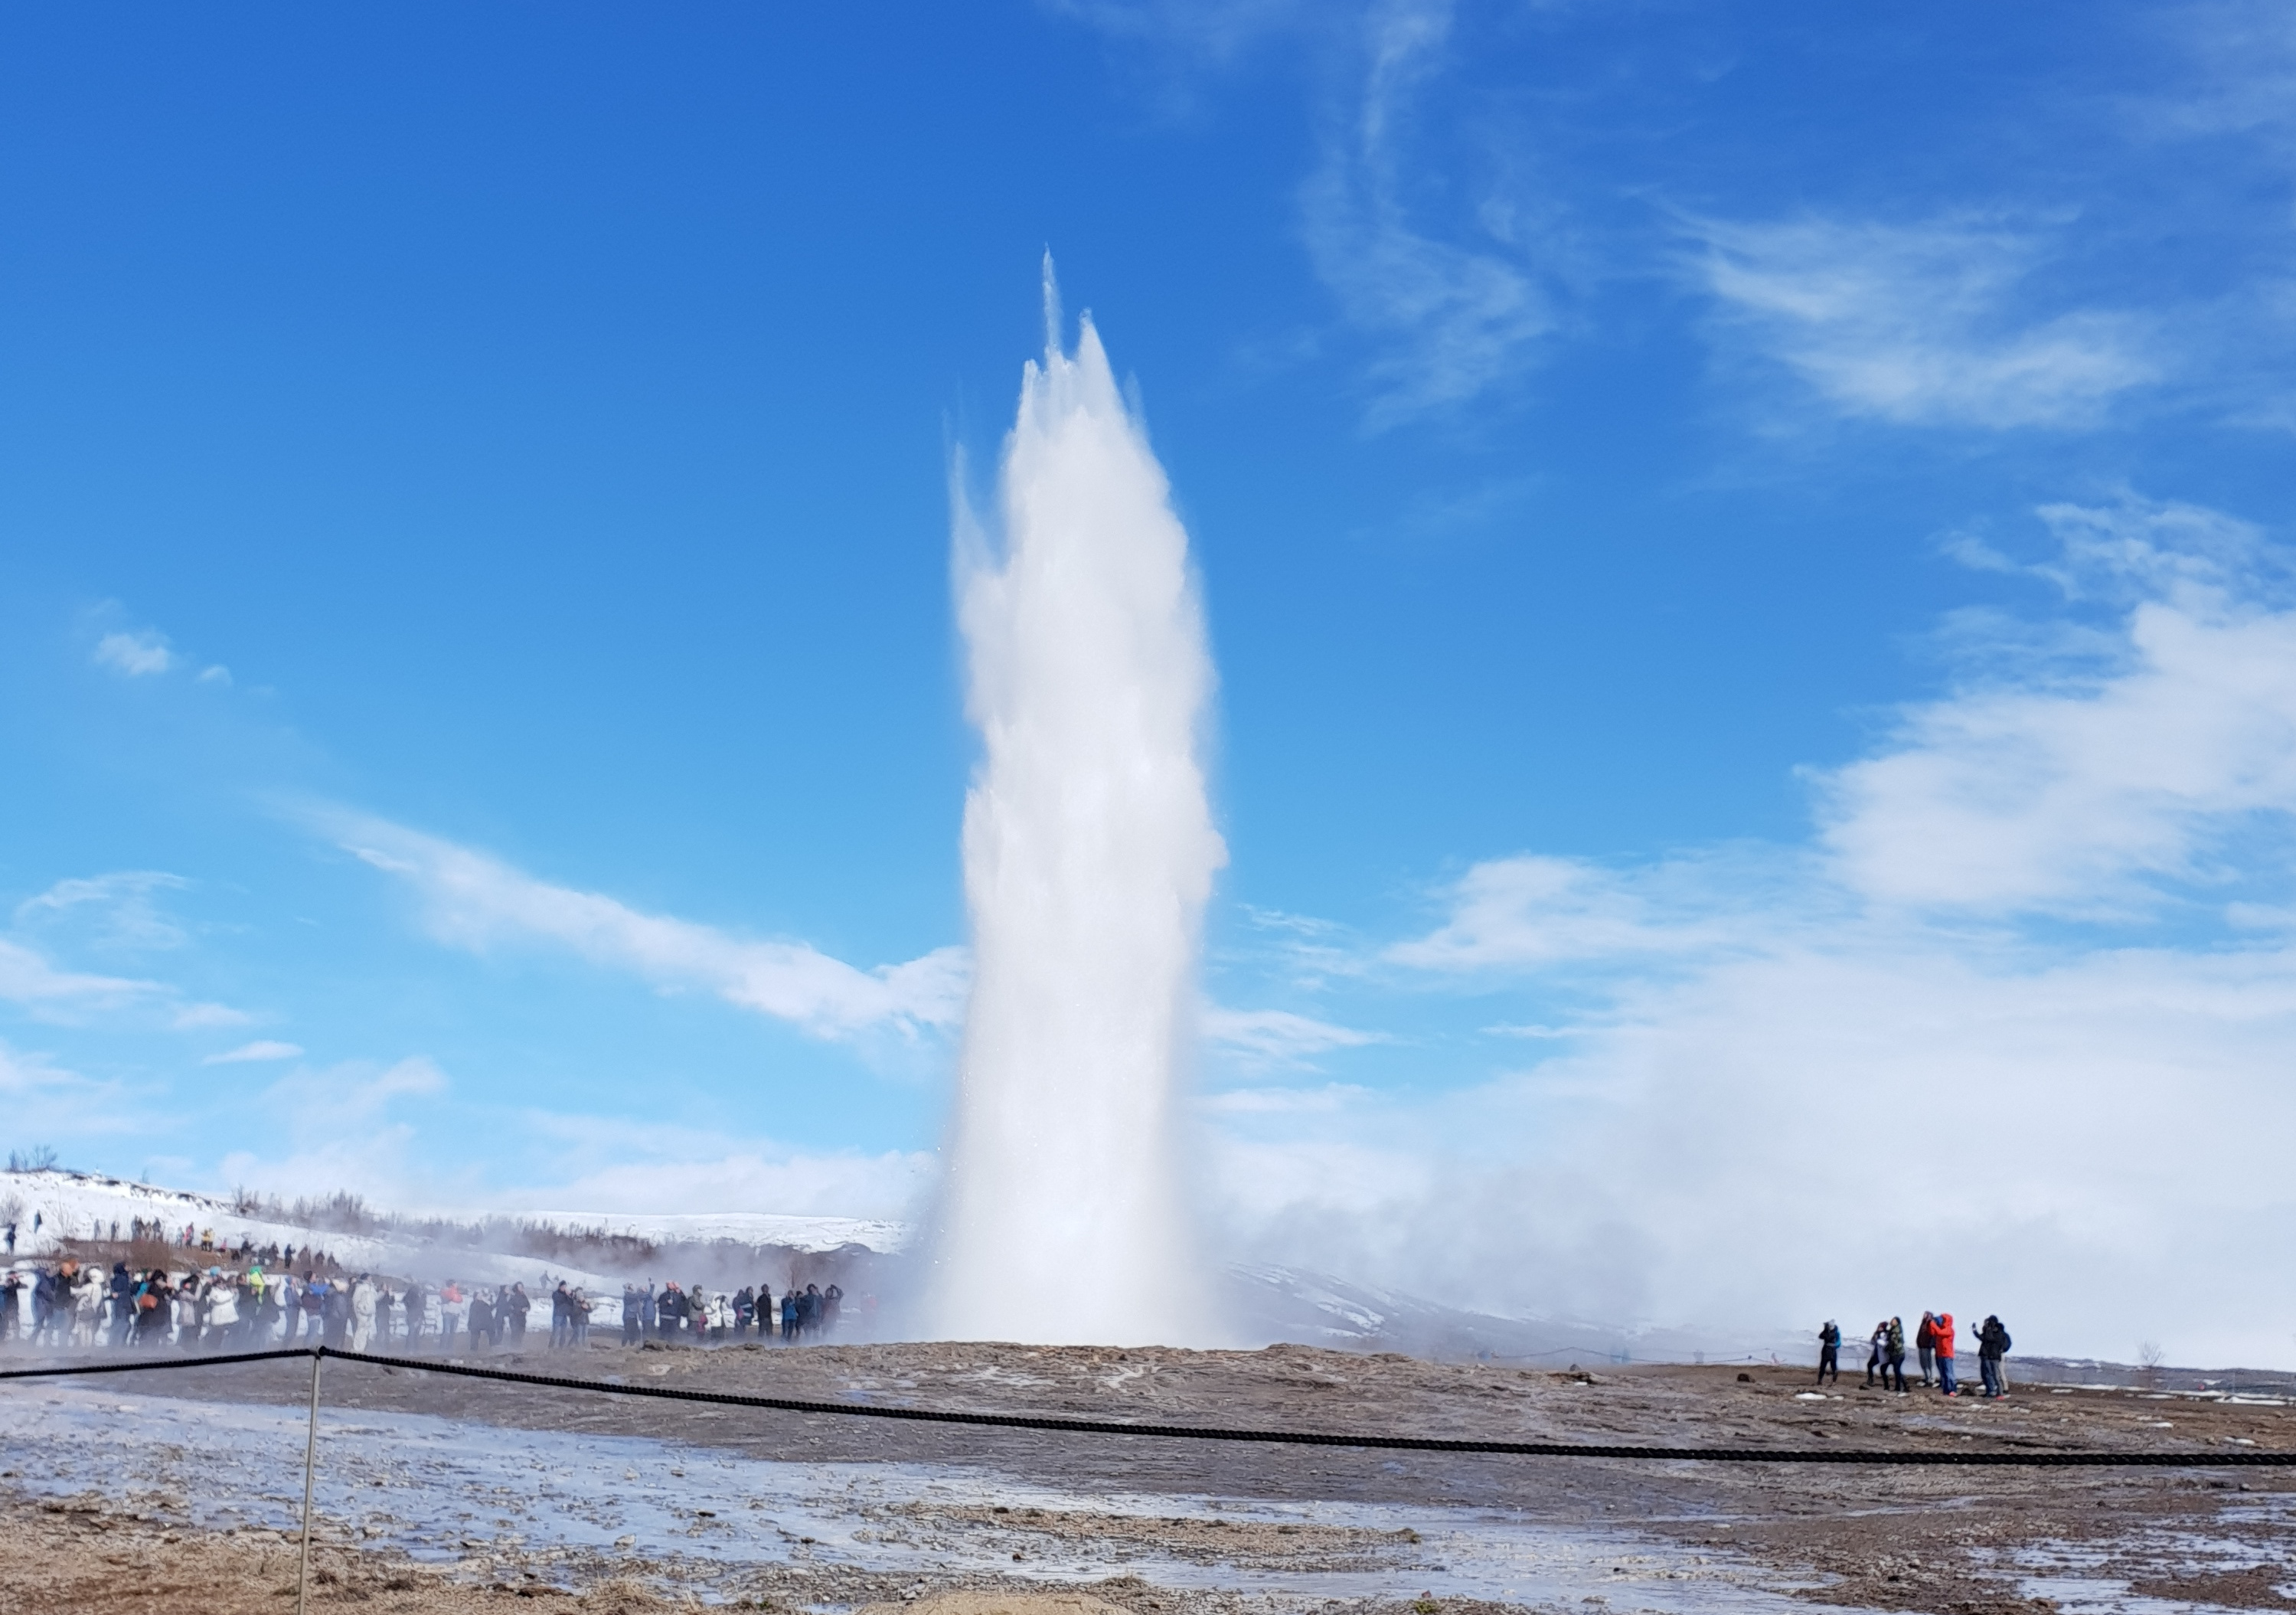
[5,1339,2294,1613]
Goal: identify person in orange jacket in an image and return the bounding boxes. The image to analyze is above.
[1933,1311,1959,1395]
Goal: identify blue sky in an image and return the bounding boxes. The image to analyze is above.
[6,2,2296,1359]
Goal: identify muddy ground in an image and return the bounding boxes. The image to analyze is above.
[5,1339,2295,1613]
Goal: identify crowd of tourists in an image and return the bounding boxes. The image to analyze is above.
[616,1280,847,1344]
[0,1260,546,1353]
[1814,1311,2015,1398]
[0,1253,861,1355]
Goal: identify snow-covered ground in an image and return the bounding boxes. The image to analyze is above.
[0,1169,392,1264]
[0,1171,907,1326]
[507,1210,909,1256]
[0,1171,905,1264]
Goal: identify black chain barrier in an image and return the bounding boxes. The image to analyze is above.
[1,1345,2286,1467]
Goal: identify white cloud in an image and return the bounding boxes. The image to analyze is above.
[0,924,253,1031]
[1200,1081,1367,1115]
[1301,0,1558,424]
[1043,0,1308,64]
[499,1113,935,1222]
[2157,1,2296,145]
[1820,498,2296,913]
[1695,214,2159,428]
[93,629,178,676]
[318,810,965,1041]
[0,1040,139,1142]
[1057,0,1563,422]
[0,937,164,1015]
[1386,854,1751,970]
[169,1002,255,1030]
[202,1040,305,1065]
[1202,1005,1383,1067]
[1482,1022,1595,1039]
[261,1054,446,1120]
[15,871,192,950]
[1237,493,2296,1365]
[213,1058,452,1201]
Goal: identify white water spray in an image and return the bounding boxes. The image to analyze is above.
[926,266,1226,1345]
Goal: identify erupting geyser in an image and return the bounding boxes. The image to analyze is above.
[924,264,1226,1345]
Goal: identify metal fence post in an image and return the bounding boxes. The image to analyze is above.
[298,1348,322,1615]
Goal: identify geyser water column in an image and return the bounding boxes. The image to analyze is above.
[926,270,1226,1345]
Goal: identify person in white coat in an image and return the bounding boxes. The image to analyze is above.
[174,1273,203,1351]
[348,1274,377,1353]
[73,1276,101,1349]
[203,1273,239,1348]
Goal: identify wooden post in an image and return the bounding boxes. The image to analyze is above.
[298,1349,322,1615]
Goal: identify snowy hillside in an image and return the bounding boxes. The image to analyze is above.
[0,1170,902,1323]
[504,1210,908,1256]
[0,1169,623,1294]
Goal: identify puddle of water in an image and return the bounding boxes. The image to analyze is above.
[2001,1526,2296,1613]
[0,1382,1850,1610]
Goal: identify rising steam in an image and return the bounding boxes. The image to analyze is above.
[924,263,1226,1345]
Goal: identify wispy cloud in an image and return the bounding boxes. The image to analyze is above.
[15,871,192,951]
[0,1040,140,1141]
[2155,0,2296,146]
[0,920,253,1031]
[1059,0,1566,423]
[269,1054,446,1118]
[93,629,177,676]
[318,811,966,1041]
[0,938,165,1015]
[1821,497,2296,914]
[1043,0,1309,65]
[1301,0,1558,425]
[169,1002,255,1030]
[1203,1005,1384,1068]
[1693,214,2159,428]
[1385,853,1771,972]
[1200,1081,1367,1116]
[500,1111,935,1221]
[214,1057,452,1203]
[202,1040,305,1065]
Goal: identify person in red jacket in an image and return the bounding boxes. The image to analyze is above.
[1933,1311,1959,1395]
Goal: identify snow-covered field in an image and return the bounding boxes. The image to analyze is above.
[506,1210,910,1256]
[0,1171,903,1262]
[0,1170,609,1295]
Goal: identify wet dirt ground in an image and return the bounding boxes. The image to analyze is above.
[5,1340,2294,1613]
